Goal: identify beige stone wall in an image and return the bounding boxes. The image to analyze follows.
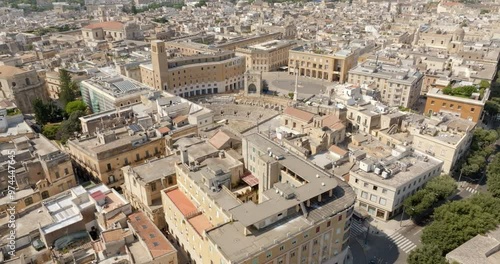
[122,165,176,229]
[0,70,48,113]
[236,43,293,72]
[288,50,355,83]
[281,114,310,132]
[216,33,282,51]
[68,137,165,188]
[96,139,165,188]
[412,132,471,173]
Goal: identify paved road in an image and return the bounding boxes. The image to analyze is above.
[350,238,367,264]
[349,220,406,264]
[262,72,330,97]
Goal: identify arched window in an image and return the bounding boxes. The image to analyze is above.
[41,191,49,199]
[25,78,30,85]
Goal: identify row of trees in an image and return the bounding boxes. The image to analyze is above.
[459,128,498,178]
[27,25,77,36]
[402,175,456,219]
[408,193,500,264]
[123,0,184,14]
[408,128,500,263]
[487,154,500,198]
[484,70,500,117]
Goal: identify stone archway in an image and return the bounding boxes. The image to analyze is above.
[244,70,263,96]
[247,83,257,93]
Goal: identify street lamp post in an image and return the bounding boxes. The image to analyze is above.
[400,207,414,227]
[458,168,464,185]
[400,207,405,227]
[364,225,370,245]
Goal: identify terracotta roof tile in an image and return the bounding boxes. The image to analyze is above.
[329,145,348,156]
[173,115,188,124]
[165,188,197,216]
[283,107,314,123]
[127,211,176,259]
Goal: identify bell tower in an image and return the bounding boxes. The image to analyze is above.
[151,40,169,91]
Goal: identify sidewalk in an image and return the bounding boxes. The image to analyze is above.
[345,247,353,264]
[365,216,412,236]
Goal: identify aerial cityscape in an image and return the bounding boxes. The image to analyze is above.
[0,0,500,263]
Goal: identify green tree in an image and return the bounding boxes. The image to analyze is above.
[65,100,87,115]
[442,85,478,98]
[33,98,48,125]
[403,175,456,218]
[425,175,456,199]
[57,110,84,143]
[421,196,499,255]
[471,128,498,150]
[460,128,499,178]
[487,155,500,198]
[131,2,138,14]
[403,190,436,217]
[58,69,77,107]
[479,80,490,89]
[32,98,65,125]
[42,124,60,140]
[195,0,207,7]
[484,100,500,117]
[408,244,447,264]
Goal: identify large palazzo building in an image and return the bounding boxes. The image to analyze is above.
[140,40,246,97]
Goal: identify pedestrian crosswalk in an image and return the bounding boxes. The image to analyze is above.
[350,220,367,237]
[465,187,478,194]
[387,232,417,253]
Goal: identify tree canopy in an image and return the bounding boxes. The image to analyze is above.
[408,244,447,264]
[195,0,207,7]
[403,175,456,218]
[32,98,85,144]
[65,100,87,115]
[460,128,498,178]
[58,69,77,107]
[421,193,499,255]
[32,98,64,126]
[57,110,84,143]
[487,154,500,198]
[442,85,478,98]
[42,123,60,140]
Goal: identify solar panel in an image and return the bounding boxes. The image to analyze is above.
[129,124,142,133]
[113,80,136,93]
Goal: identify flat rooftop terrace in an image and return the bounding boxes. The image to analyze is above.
[130,155,179,184]
[229,133,341,227]
[352,152,443,188]
[207,180,356,263]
